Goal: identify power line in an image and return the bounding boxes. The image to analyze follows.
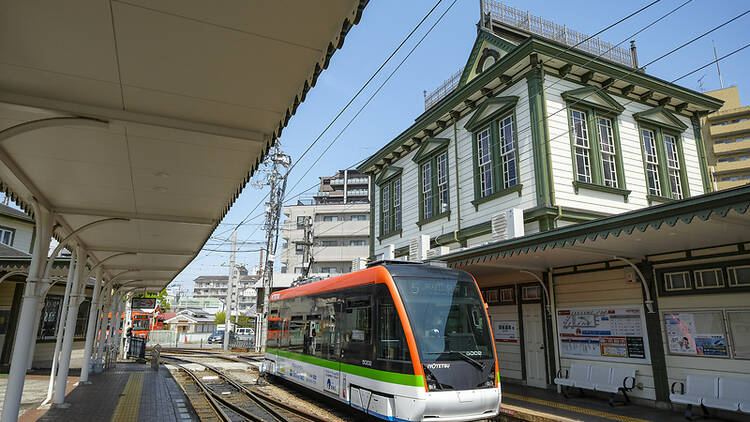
[672,41,750,83]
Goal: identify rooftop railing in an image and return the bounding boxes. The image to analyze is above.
[424,67,463,111]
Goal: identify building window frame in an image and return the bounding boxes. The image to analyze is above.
[562,88,629,200]
[633,106,690,204]
[375,166,403,240]
[657,259,750,296]
[465,96,522,210]
[0,226,15,246]
[413,138,451,227]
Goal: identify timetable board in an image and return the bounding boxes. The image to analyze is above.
[557,306,651,363]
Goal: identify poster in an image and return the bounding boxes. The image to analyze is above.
[493,321,518,343]
[664,313,728,357]
[557,306,650,363]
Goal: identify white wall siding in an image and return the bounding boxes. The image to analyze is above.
[488,305,522,380]
[553,269,656,401]
[374,78,539,257]
[545,75,704,215]
[0,219,33,253]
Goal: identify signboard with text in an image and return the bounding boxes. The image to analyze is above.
[557,306,650,363]
[131,297,156,309]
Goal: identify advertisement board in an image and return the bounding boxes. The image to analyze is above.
[664,312,728,357]
[557,305,650,363]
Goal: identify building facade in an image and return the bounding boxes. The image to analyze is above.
[314,169,370,205]
[354,5,749,415]
[279,203,370,277]
[702,86,750,190]
[192,266,259,315]
[359,8,720,262]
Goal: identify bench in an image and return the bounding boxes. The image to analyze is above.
[554,363,636,406]
[670,375,750,419]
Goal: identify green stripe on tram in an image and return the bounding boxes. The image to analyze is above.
[267,347,424,387]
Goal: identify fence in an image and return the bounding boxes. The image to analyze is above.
[482,1,633,67]
[424,68,463,111]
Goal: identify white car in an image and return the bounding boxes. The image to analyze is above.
[235,327,255,341]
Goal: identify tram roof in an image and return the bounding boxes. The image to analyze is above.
[0,1,368,291]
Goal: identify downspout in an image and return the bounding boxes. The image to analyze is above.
[553,204,562,226]
[452,114,462,243]
[548,268,562,393]
[613,256,654,313]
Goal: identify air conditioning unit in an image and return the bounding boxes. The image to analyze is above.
[408,235,430,261]
[491,208,524,242]
[383,244,395,260]
[425,246,450,259]
[351,257,368,272]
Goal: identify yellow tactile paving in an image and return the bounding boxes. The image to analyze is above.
[110,373,144,422]
[503,392,652,422]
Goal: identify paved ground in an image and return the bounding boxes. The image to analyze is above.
[501,382,748,422]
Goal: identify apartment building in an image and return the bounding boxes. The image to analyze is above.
[192,266,259,315]
[314,169,370,205]
[702,86,750,189]
[280,171,370,277]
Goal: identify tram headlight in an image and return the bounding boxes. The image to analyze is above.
[481,363,496,388]
[424,368,439,391]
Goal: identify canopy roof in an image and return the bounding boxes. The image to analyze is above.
[0,1,368,291]
[441,185,750,275]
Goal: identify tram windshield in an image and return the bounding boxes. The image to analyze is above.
[392,276,493,363]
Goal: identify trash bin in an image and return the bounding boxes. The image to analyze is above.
[128,336,146,359]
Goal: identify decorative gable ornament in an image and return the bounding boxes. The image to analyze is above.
[374,165,403,185]
[560,86,625,115]
[459,30,518,87]
[633,106,689,132]
[464,96,519,132]
[412,138,450,163]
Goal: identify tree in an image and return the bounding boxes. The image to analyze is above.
[214,311,225,325]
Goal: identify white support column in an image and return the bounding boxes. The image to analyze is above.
[79,268,101,383]
[1,205,53,422]
[42,252,77,405]
[93,282,111,372]
[26,301,44,371]
[110,292,125,353]
[53,248,84,406]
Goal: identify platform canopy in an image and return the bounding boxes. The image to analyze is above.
[0,0,368,291]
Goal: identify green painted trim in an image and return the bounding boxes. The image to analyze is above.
[572,181,631,200]
[416,145,450,221]
[674,131,691,199]
[560,86,625,114]
[438,185,750,265]
[358,37,722,174]
[266,347,424,387]
[633,106,688,132]
[691,115,713,194]
[646,194,672,205]
[526,60,554,207]
[471,184,523,210]
[463,96,519,132]
[378,175,402,238]
[377,229,402,242]
[374,165,402,186]
[417,211,450,229]
[458,29,517,88]
[412,138,450,164]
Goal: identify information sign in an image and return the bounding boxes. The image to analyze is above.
[131,297,156,309]
[493,321,518,343]
[557,306,650,363]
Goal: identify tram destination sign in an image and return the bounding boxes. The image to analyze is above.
[131,297,157,309]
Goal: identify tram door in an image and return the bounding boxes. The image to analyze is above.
[522,303,547,388]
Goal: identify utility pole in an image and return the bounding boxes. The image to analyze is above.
[256,144,290,352]
[298,216,314,282]
[713,40,724,89]
[223,230,236,351]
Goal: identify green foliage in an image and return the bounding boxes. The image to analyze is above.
[214,311,225,325]
[237,315,255,328]
[135,288,170,312]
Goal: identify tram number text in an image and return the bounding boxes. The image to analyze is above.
[361,360,372,367]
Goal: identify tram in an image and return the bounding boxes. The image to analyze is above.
[130,311,152,338]
[264,262,500,422]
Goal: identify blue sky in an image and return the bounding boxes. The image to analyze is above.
[172,0,750,291]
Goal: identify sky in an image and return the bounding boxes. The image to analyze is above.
[170,0,750,292]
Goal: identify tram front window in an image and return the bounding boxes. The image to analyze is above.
[393,275,495,390]
[132,318,149,331]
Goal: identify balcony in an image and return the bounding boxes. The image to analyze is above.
[315,219,368,236]
[313,245,369,261]
[329,178,345,185]
[346,177,369,185]
[347,189,368,196]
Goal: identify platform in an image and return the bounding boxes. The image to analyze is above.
[13,362,197,422]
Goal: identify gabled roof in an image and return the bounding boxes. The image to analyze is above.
[0,243,30,258]
[458,29,518,88]
[0,203,33,222]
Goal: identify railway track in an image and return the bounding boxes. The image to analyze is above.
[162,354,327,422]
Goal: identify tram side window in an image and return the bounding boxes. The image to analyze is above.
[341,293,373,364]
[288,315,305,353]
[377,289,410,363]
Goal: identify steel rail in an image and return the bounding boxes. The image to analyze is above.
[161,353,327,422]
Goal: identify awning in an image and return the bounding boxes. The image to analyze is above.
[443,185,750,275]
[0,1,368,291]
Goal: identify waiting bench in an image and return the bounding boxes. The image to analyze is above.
[670,375,750,419]
[554,363,636,406]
